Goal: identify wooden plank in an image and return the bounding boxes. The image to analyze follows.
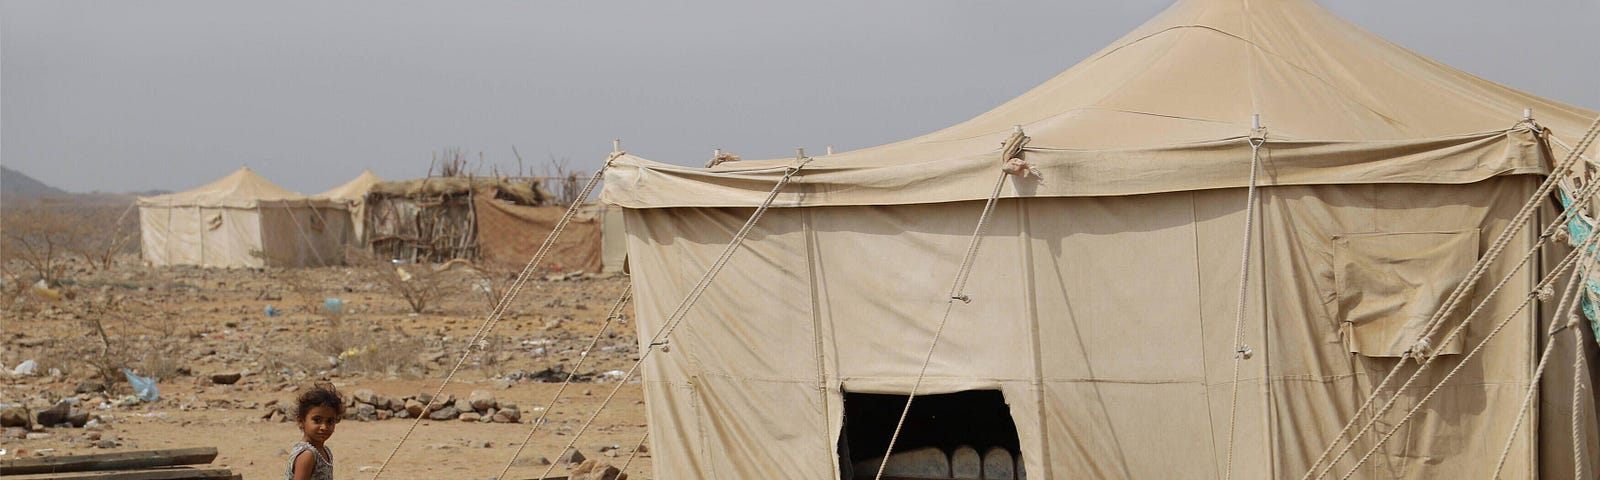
[0,448,217,476]
[0,467,234,480]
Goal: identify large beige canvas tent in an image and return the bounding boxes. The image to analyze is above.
[602,0,1600,478]
[316,170,384,246]
[139,168,350,268]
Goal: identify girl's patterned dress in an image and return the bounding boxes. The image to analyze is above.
[283,441,334,480]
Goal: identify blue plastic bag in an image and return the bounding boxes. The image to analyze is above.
[323,298,345,316]
[122,369,159,403]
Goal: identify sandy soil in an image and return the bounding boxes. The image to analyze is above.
[2,261,653,479]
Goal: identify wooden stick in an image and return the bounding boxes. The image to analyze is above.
[2,466,232,480]
[0,448,217,476]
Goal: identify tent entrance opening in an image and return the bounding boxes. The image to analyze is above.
[838,390,1023,479]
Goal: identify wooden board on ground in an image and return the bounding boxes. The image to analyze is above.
[0,466,235,480]
[0,448,219,476]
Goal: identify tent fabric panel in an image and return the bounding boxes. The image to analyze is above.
[810,201,1035,383]
[1332,230,1477,357]
[138,206,172,266]
[307,205,352,265]
[665,208,817,380]
[1026,193,1210,382]
[621,176,1595,478]
[621,206,820,379]
[1255,178,1542,477]
[601,204,628,274]
[167,207,204,266]
[602,129,1545,209]
[257,205,347,267]
[624,210,710,388]
[1268,380,1533,478]
[639,381,712,480]
[202,208,260,267]
[694,377,831,480]
[257,207,306,267]
[997,382,1048,480]
[1039,381,1229,480]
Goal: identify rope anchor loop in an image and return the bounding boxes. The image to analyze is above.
[951,294,971,304]
[998,126,1039,178]
[1235,345,1254,360]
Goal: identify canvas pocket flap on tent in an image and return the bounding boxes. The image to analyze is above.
[1334,230,1479,357]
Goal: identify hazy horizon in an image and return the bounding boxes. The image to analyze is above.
[4,1,1597,195]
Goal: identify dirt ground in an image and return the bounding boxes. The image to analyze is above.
[1,259,653,479]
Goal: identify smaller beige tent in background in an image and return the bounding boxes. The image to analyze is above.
[315,170,384,246]
[138,167,350,268]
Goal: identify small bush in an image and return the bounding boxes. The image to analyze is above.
[346,248,460,314]
[299,319,426,377]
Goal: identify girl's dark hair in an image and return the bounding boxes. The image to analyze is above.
[294,382,346,421]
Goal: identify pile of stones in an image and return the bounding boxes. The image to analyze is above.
[262,389,523,424]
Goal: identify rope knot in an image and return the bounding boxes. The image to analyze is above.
[1235,345,1254,360]
[1404,337,1434,363]
[1537,284,1556,302]
[951,294,971,304]
[1002,157,1041,178]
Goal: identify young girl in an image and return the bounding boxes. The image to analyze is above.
[285,383,344,480]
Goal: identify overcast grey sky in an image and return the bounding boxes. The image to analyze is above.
[3,1,1597,194]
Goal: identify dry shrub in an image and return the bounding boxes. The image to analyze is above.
[0,203,138,282]
[0,265,37,315]
[68,204,139,270]
[27,293,190,392]
[0,204,87,285]
[346,248,459,314]
[468,265,519,314]
[297,318,426,377]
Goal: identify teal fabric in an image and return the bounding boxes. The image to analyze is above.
[1555,190,1600,345]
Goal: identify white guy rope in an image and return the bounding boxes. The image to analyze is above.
[1335,214,1600,479]
[873,172,1011,480]
[1224,135,1266,480]
[1303,116,1600,479]
[371,153,617,479]
[496,285,633,480]
[1490,263,1587,477]
[534,158,811,480]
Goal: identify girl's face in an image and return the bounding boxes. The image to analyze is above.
[299,405,340,445]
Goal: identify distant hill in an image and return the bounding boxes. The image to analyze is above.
[1,166,143,207]
[1,165,68,197]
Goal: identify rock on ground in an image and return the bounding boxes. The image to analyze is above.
[468,390,496,411]
[0,406,31,429]
[36,402,70,427]
[557,447,586,465]
[570,459,627,480]
[427,406,459,421]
